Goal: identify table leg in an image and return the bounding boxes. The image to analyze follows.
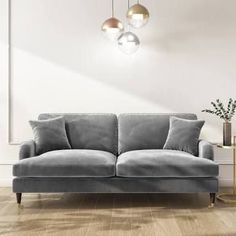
[217,136,236,203]
[233,136,236,195]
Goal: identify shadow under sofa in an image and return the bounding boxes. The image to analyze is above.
[12,113,219,206]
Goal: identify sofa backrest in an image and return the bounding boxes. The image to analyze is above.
[38,113,118,155]
[118,113,197,154]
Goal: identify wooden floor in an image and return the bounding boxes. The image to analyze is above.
[0,188,236,236]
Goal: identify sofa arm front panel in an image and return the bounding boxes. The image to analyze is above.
[198,140,214,160]
[19,140,36,160]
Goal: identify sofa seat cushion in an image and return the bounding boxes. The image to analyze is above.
[116,150,218,177]
[13,150,116,177]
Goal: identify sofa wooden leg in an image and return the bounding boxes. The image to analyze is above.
[209,193,216,208]
[16,193,22,204]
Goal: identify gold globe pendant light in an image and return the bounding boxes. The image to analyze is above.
[127,0,149,28]
[101,0,124,41]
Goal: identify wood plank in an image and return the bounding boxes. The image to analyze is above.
[149,194,183,236]
[110,194,132,236]
[130,194,157,236]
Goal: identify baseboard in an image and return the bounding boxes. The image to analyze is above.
[0,178,13,187]
[219,179,233,187]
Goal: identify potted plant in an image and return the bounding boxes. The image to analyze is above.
[202,98,236,146]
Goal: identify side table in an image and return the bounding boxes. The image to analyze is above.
[216,136,236,203]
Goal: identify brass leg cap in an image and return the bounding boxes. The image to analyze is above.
[17,204,24,209]
[208,203,214,208]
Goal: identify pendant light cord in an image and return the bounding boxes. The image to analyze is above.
[127,0,130,31]
[112,0,114,17]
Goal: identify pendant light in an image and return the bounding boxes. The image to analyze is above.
[101,0,124,41]
[118,0,140,54]
[127,0,149,28]
[118,31,140,54]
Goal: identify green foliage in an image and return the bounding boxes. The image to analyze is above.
[202,98,236,122]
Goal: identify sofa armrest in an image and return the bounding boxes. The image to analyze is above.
[19,140,36,160]
[198,140,214,161]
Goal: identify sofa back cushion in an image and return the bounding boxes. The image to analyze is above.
[29,116,71,155]
[118,113,197,154]
[38,113,118,155]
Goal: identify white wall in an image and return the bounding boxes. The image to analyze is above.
[0,0,236,186]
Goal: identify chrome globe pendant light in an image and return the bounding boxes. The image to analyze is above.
[118,31,140,54]
[118,0,140,54]
[101,0,124,41]
[127,0,150,28]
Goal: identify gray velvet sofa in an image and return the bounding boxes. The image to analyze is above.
[13,113,219,206]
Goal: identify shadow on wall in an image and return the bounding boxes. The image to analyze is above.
[3,0,236,140]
